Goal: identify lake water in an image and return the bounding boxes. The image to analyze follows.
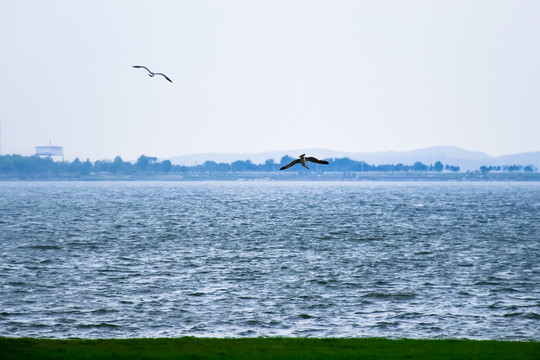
[0,181,539,340]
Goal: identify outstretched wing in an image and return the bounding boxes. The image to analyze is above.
[155,73,173,83]
[280,159,301,170]
[306,157,329,165]
[133,65,152,74]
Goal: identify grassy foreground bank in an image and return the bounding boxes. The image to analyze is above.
[0,337,538,360]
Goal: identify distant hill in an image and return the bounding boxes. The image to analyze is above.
[167,146,540,171]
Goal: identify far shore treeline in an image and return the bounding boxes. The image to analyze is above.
[0,154,538,178]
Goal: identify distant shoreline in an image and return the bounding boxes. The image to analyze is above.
[1,171,540,182]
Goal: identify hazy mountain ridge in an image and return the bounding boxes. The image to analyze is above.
[168,146,540,171]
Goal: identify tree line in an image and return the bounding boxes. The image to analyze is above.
[480,165,536,173]
[0,153,536,177]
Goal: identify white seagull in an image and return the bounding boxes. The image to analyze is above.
[132,65,172,83]
[280,154,329,170]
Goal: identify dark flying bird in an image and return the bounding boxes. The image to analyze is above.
[280,154,329,170]
[132,65,172,83]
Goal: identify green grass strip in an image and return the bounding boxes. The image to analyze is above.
[0,337,538,360]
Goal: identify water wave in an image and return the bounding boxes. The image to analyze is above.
[0,181,539,340]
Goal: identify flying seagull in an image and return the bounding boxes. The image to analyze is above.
[280,154,329,170]
[132,65,172,83]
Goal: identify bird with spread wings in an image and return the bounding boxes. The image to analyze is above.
[133,65,172,83]
[280,154,329,170]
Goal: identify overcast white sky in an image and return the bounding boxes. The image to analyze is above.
[1,0,539,161]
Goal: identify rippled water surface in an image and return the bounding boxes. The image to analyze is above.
[1,181,539,339]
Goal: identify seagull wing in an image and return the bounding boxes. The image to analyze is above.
[133,65,152,74]
[280,159,301,170]
[155,73,173,83]
[306,157,329,165]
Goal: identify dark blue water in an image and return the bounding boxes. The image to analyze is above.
[0,181,539,339]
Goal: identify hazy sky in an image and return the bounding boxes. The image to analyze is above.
[1,0,539,161]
